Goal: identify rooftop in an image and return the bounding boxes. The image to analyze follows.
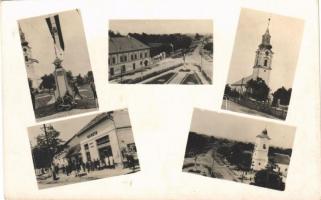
[109,36,150,54]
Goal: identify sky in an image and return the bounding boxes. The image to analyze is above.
[28,114,96,147]
[19,9,92,79]
[109,20,213,35]
[190,109,296,148]
[227,8,304,92]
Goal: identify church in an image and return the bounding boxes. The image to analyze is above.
[231,19,273,94]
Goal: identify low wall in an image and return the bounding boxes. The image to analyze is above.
[229,97,287,120]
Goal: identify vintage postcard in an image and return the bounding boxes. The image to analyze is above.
[18,9,98,122]
[27,109,139,189]
[108,20,213,84]
[222,8,304,120]
[183,108,296,191]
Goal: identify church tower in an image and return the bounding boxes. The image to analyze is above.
[19,25,35,68]
[252,19,273,86]
[19,25,40,88]
[251,128,271,171]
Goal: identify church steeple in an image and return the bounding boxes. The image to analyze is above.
[259,18,272,50]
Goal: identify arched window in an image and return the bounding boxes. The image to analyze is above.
[264,59,268,67]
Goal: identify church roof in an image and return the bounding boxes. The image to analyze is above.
[109,36,150,54]
[256,129,271,140]
[272,153,290,165]
[231,75,253,86]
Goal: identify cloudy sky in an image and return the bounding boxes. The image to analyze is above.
[109,20,213,35]
[28,114,95,147]
[227,8,304,92]
[19,9,92,79]
[190,109,296,148]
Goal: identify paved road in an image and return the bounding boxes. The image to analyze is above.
[222,99,278,119]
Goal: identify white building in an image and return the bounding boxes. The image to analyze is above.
[251,129,271,171]
[231,19,273,93]
[273,153,290,178]
[109,36,151,79]
[77,110,137,168]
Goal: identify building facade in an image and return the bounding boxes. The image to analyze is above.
[251,129,271,171]
[108,36,151,79]
[231,19,273,93]
[60,110,137,169]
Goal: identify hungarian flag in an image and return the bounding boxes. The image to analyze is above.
[46,15,65,53]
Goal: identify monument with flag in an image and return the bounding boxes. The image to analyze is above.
[45,14,74,109]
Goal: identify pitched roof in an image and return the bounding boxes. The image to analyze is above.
[231,75,253,86]
[77,112,111,136]
[256,129,271,140]
[272,153,290,165]
[76,110,131,137]
[109,36,150,54]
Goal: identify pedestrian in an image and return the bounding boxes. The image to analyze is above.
[86,161,90,173]
[72,82,83,99]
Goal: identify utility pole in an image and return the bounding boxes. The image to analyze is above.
[43,124,57,180]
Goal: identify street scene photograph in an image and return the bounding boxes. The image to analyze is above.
[28,109,139,189]
[18,9,98,122]
[108,20,213,84]
[182,108,296,191]
[222,8,304,120]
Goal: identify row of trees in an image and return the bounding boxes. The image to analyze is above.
[224,78,292,106]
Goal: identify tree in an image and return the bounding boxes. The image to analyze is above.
[246,78,270,101]
[224,84,232,96]
[109,30,122,37]
[33,124,65,168]
[195,33,202,40]
[252,169,285,191]
[87,70,94,82]
[66,70,73,83]
[76,74,84,85]
[272,87,292,106]
[40,74,56,90]
[203,42,213,53]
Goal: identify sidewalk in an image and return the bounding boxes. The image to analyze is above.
[38,167,140,189]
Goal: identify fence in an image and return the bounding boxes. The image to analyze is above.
[229,97,287,120]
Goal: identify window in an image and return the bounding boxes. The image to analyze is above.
[112,57,116,64]
[23,48,27,52]
[96,136,110,146]
[140,52,143,59]
[25,56,28,62]
[145,52,148,57]
[84,144,89,150]
[134,54,137,59]
[124,55,127,62]
[265,51,269,56]
[264,59,268,67]
[110,68,114,76]
[133,63,136,70]
[259,162,261,166]
[263,144,266,149]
